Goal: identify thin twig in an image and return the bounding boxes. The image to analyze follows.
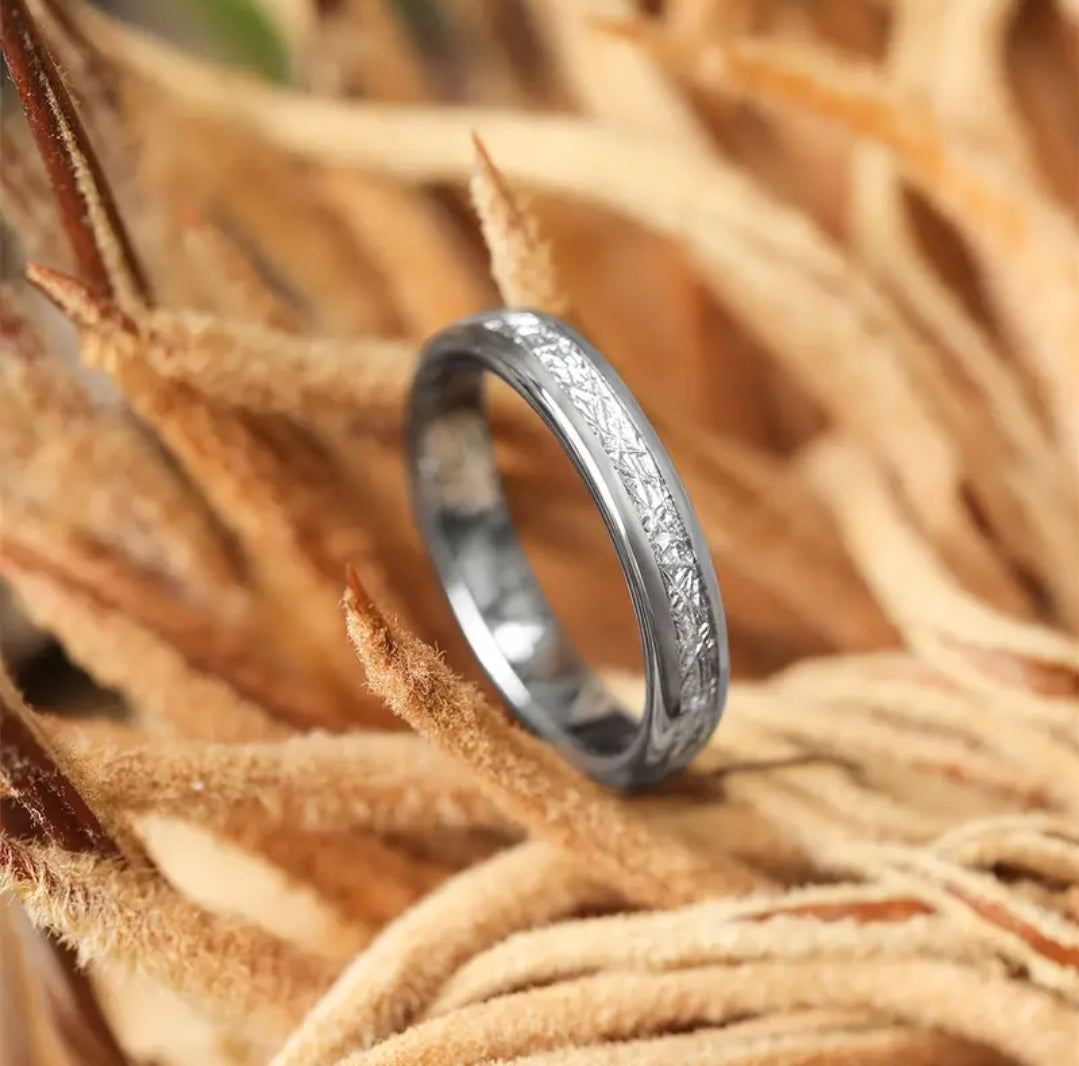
[0,0,147,305]
[0,669,121,859]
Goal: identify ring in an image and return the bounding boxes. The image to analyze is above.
[407,310,729,790]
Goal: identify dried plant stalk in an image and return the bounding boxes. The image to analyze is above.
[268,842,615,1066]
[315,171,492,335]
[1,666,331,1041]
[482,1025,997,1066]
[175,211,302,332]
[335,960,1076,1066]
[6,843,335,1039]
[428,905,965,1016]
[87,22,1044,613]
[345,570,764,907]
[0,903,135,1066]
[0,0,146,306]
[70,303,415,423]
[470,134,574,317]
[2,1,1077,1063]
[0,290,241,602]
[81,730,507,837]
[805,438,1079,688]
[522,0,707,145]
[637,28,1079,476]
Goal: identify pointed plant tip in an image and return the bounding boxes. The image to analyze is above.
[0,675,124,859]
[344,563,374,613]
[25,263,128,330]
[344,565,396,652]
[470,131,494,169]
[470,133,515,209]
[26,262,96,314]
[2,0,150,309]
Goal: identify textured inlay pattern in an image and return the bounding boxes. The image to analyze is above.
[484,312,722,746]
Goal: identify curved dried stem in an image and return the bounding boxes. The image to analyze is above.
[0,903,135,1066]
[939,822,1079,888]
[752,686,1079,815]
[315,171,492,335]
[428,902,966,1017]
[521,0,708,146]
[3,842,334,1040]
[0,663,128,860]
[1,558,290,742]
[74,14,1047,615]
[79,730,508,837]
[804,438,1079,693]
[847,846,1079,997]
[630,28,1079,477]
[80,304,415,423]
[485,1024,997,1066]
[336,960,1077,1066]
[344,570,765,907]
[0,0,146,307]
[27,265,407,728]
[268,842,614,1066]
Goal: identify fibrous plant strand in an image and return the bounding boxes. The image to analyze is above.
[344,567,765,908]
[0,664,123,860]
[0,0,147,307]
[1,3,1076,1064]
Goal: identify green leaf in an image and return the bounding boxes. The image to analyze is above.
[185,0,290,83]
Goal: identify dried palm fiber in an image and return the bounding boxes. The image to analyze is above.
[72,1,1060,626]
[1,0,1077,1065]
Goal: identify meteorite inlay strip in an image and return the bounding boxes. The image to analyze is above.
[484,312,722,731]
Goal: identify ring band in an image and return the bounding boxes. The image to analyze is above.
[407,310,729,790]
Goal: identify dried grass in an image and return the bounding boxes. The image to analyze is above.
[1,1,1076,1064]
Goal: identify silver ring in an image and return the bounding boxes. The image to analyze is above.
[407,310,729,790]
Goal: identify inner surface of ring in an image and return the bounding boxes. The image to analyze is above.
[412,357,639,757]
